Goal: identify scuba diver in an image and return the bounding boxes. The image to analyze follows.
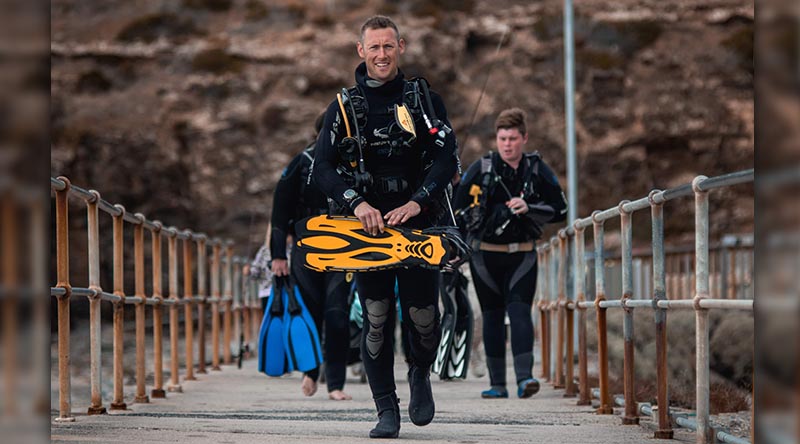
[270,113,353,401]
[453,107,567,399]
[312,15,460,439]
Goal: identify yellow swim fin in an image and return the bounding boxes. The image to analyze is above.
[295,215,453,272]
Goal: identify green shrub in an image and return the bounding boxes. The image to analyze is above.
[191,48,243,74]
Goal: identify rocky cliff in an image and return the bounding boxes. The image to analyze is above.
[51,0,754,266]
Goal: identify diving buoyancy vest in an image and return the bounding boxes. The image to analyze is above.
[461,151,549,242]
[335,77,452,194]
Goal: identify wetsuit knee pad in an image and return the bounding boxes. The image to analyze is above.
[364,299,390,360]
[407,304,439,351]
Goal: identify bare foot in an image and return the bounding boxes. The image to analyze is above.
[301,375,317,397]
[328,390,352,401]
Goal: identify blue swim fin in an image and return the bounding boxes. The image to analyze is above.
[282,280,323,373]
[258,278,292,376]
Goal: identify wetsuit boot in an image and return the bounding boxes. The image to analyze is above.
[481,356,509,398]
[407,364,435,426]
[369,392,400,439]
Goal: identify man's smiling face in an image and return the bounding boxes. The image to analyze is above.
[357,27,405,83]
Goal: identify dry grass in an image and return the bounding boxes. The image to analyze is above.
[585,308,752,413]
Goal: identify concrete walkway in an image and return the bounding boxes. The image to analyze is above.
[51,355,692,443]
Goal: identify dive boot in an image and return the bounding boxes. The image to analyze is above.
[408,364,435,426]
[369,392,400,439]
[517,378,541,398]
[481,387,509,398]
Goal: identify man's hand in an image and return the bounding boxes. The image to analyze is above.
[271,258,289,277]
[354,201,384,236]
[384,201,421,227]
[506,197,528,215]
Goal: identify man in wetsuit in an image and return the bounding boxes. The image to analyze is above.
[454,107,567,399]
[313,15,459,439]
[270,113,352,401]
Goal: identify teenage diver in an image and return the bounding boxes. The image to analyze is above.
[454,107,567,399]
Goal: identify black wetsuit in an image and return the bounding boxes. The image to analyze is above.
[454,151,566,389]
[314,63,458,400]
[270,145,351,392]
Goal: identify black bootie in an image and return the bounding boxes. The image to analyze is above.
[408,364,435,426]
[369,392,400,439]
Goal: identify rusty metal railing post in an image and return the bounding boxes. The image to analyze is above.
[31,192,49,415]
[540,245,551,381]
[233,257,243,362]
[650,190,673,439]
[593,211,613,414]
[211,241,222,370]
[536,247,547,380]
[242,262,252,359]
[233,256,244,361]
[196,235,208,374]
[554,235,566,389]
[133,214,150,403]
[110,204,127,410]
[223,243,234,365]
[574,223,591,405]
[182,231,196,381]
[54,177,75,422]
[150,221,166,398]
[549,238,558,382]
[727,245,737,299]
[167,228,182,392]
[2,193,18,416]
[693,176,712,444]
[562,230,577,397]
[85,190,107,415]
[619,201,639,425]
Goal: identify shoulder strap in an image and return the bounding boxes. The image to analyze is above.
[480,153,493,174]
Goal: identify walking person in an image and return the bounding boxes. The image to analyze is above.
[313,15,459,438]
[270,113,353,400]
[454,107,567,399]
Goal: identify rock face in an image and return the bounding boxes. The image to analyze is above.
[51,0,753,277]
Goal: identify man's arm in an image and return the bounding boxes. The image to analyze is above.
[530,159,568,223]
[269,153,303,275]
[313,100,365,210]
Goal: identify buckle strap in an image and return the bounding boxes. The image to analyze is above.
[478,241,535,253]
[376,177,409,194]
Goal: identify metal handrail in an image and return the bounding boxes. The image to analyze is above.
[536,169,754,444]
[50,176,263,422]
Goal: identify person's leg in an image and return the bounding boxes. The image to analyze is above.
[355,270,400,438]
[290,254,325,396]
[504,251,540,398]
[397,267,440,426]
[469,251,508,397]
[323,272,352,399]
